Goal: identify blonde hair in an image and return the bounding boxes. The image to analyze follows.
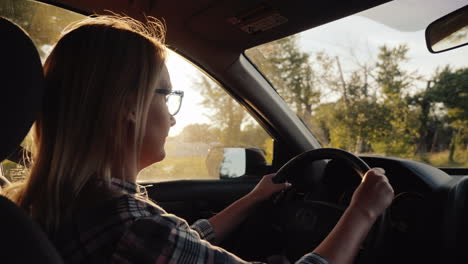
[3,15,167,234]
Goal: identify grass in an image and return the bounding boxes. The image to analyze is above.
[414,150,468,168]
[138,156,214,182]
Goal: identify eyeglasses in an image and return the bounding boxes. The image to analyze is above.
[155,89,184,116]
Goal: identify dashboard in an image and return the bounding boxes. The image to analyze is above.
[316,155,464,263]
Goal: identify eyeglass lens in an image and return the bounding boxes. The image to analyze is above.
[167,94,182,115]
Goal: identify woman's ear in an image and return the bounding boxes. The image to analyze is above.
[124,96,138,123]
[127,111,137,123]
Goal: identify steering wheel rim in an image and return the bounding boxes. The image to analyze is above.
[272,148,370,184]
[271,148,387,264]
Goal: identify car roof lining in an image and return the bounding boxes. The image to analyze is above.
[45,0,392,52]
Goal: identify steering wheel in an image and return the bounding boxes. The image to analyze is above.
[271,148,388,264]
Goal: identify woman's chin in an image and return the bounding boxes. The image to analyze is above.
[138,150,166,171]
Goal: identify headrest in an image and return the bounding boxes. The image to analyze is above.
[0,17,44,161]
[0,195,64,263]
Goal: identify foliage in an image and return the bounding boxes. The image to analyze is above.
[375,45,415,95]
[247,36,326,125]
[192,76,271,149]
[0,0,83,61]
[176,123,221,143]
[248,38,467,167]
[194,76,248,145]
[414,150,468,168]
[0,160,28,183]
[429,67,468,161]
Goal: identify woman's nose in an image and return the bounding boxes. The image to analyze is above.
[170,115,176,127]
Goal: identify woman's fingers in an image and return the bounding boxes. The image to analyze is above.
[248,174,292,201]
[350,167,394,220]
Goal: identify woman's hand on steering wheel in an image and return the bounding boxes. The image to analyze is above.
[248,174,292,202]
[349,168,394,221]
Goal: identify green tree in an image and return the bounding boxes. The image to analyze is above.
[176,123,220,143]
[375,45,414,96]
[247,36,327,125]
[369,44,420,156]
[194,75,248,145]
[323,56,381,153]
[313,44,422,155]
[239,123,270,148]
[429,66,468,162]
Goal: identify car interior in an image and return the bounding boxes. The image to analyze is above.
[1,0,467,263]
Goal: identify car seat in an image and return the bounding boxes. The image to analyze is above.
[0,17,64,264]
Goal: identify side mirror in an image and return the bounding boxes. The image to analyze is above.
[425,5,468,53]
[206,147,269,179]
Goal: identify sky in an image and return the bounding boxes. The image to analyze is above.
[165,51,213,136]
[165,0,468,136]
[297,0,468,80]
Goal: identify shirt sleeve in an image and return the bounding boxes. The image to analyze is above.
[190,219,216,243]
[296,253,329,264]
[112,213,329,264]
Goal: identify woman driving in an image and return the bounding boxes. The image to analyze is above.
[3,15,394,264]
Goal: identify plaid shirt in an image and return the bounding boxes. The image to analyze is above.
[52,178,328,264]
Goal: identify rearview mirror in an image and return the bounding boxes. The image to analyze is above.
[425,5,468,53]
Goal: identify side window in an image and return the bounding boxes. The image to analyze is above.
[137,52,273,182]
[0,134,32,186]
[0,160,28,185]
[0,0,273,183]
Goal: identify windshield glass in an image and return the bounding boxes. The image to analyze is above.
[246,0,468,168]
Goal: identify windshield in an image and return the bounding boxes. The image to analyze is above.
[246,0,468,168]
